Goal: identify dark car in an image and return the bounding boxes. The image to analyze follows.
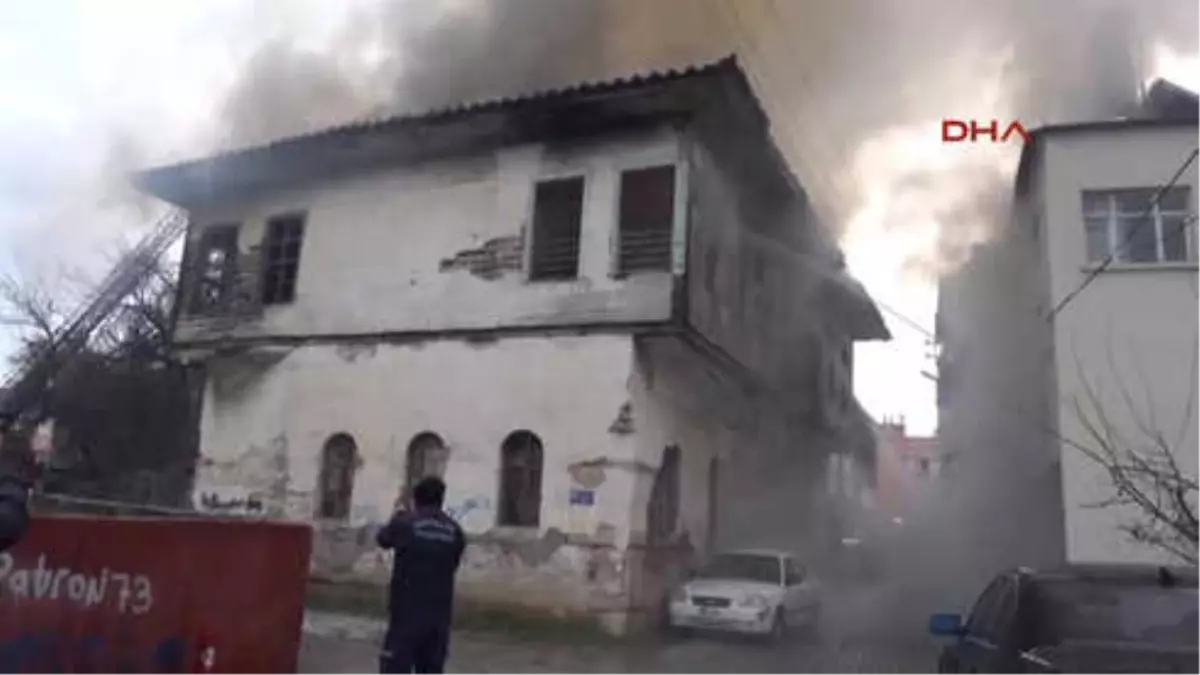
[929,564,1199,673]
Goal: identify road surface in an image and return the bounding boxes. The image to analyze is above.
[299,583,940,673]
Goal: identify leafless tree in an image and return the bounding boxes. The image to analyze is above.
[1071,343,1198,565]
[0,255,196,510]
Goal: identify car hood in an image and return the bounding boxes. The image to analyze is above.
[683,578,783,600]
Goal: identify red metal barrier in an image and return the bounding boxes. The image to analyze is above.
[0,514,313,673]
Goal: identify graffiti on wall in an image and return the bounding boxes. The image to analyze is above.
[0,632,185,672]
[195,486,265,516]
[0,554,153,615]
[445,496,491,527]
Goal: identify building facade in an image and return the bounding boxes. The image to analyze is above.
[936,80,1199,570]
[135,58,888,633]
[872,417,940,527]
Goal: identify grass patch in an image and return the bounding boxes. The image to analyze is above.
[305,578,651,646]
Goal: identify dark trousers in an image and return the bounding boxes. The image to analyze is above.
[379,621,450,674]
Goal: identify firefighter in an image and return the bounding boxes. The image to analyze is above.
[376,476,466,674]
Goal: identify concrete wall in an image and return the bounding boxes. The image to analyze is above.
[176,128,687,344]
[1038,126,1199,564]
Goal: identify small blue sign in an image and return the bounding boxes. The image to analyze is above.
[569,489,595,506]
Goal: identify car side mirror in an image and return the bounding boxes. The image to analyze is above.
[928,612,965,637]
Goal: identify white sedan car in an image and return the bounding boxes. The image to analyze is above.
[668,549,821,640]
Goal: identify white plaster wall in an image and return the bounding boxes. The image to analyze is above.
[194,334,641,545]
[1039,126,1200,564]
[179,128,686,341]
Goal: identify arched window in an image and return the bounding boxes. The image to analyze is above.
[406,432,448,495]
[498,431,543,527]
[318,433,357,520]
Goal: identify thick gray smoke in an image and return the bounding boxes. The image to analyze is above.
[217,0,614,148]
[213,0,1196,278]
[200,0,1197,624]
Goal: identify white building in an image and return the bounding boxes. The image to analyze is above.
[937,80,1198,571]
[134,58,888,633]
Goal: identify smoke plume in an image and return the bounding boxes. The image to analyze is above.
[206,0,1196,573]
[212,0,1196,280]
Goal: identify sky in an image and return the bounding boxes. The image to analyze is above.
[0,1,1196,436]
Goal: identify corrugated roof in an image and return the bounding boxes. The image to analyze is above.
[167,56,741,172]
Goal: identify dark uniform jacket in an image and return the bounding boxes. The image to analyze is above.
[376,508,466,627]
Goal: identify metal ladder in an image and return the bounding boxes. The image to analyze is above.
[0,209,189,422]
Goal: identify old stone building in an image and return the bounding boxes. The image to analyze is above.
[135,57,888,634]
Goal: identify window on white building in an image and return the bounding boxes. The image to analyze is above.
[1081,187,1193,264]
[529,177,585,281]
[405,432,448,501]
[262,213,306,305]
[498,430,544,527]
[616,165,675,275]
[318,433,357,520]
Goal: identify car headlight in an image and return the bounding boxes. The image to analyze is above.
[737,593,769,609]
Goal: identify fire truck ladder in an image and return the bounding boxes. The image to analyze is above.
[0,209,189,423]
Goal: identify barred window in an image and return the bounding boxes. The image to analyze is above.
[262,214,306,305]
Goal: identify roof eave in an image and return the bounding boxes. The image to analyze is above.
[131,56,743,207]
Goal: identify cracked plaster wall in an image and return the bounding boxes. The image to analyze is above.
[193,334,649,620]
[176,128,685,345]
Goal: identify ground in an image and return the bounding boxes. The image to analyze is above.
[299,583,940,673]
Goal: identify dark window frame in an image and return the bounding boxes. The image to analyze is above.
[498,431,544,528]
[615,164,677,276]
[261,213,307,305]
[318,432,358,520]
[528,176,586,282]
[405,432,448,498]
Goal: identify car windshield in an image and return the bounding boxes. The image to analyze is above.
[1032,580,1199,647]
[694,554,781,585]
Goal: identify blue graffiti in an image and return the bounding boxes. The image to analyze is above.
[0,632,184,673]
[445,496,491,522]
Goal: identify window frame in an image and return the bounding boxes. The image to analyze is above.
[261,212,307,306]
[1080,187,1193,265]
[405,432,448,500]
[317,433,358,521]
[526,174,587,283]
[497,431,545,528]
[613,163,679,277]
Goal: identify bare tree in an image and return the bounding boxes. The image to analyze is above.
[0,256,197,511]
[1071,343,1198,565]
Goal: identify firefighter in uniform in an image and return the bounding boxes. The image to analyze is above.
[376,476,465,674]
